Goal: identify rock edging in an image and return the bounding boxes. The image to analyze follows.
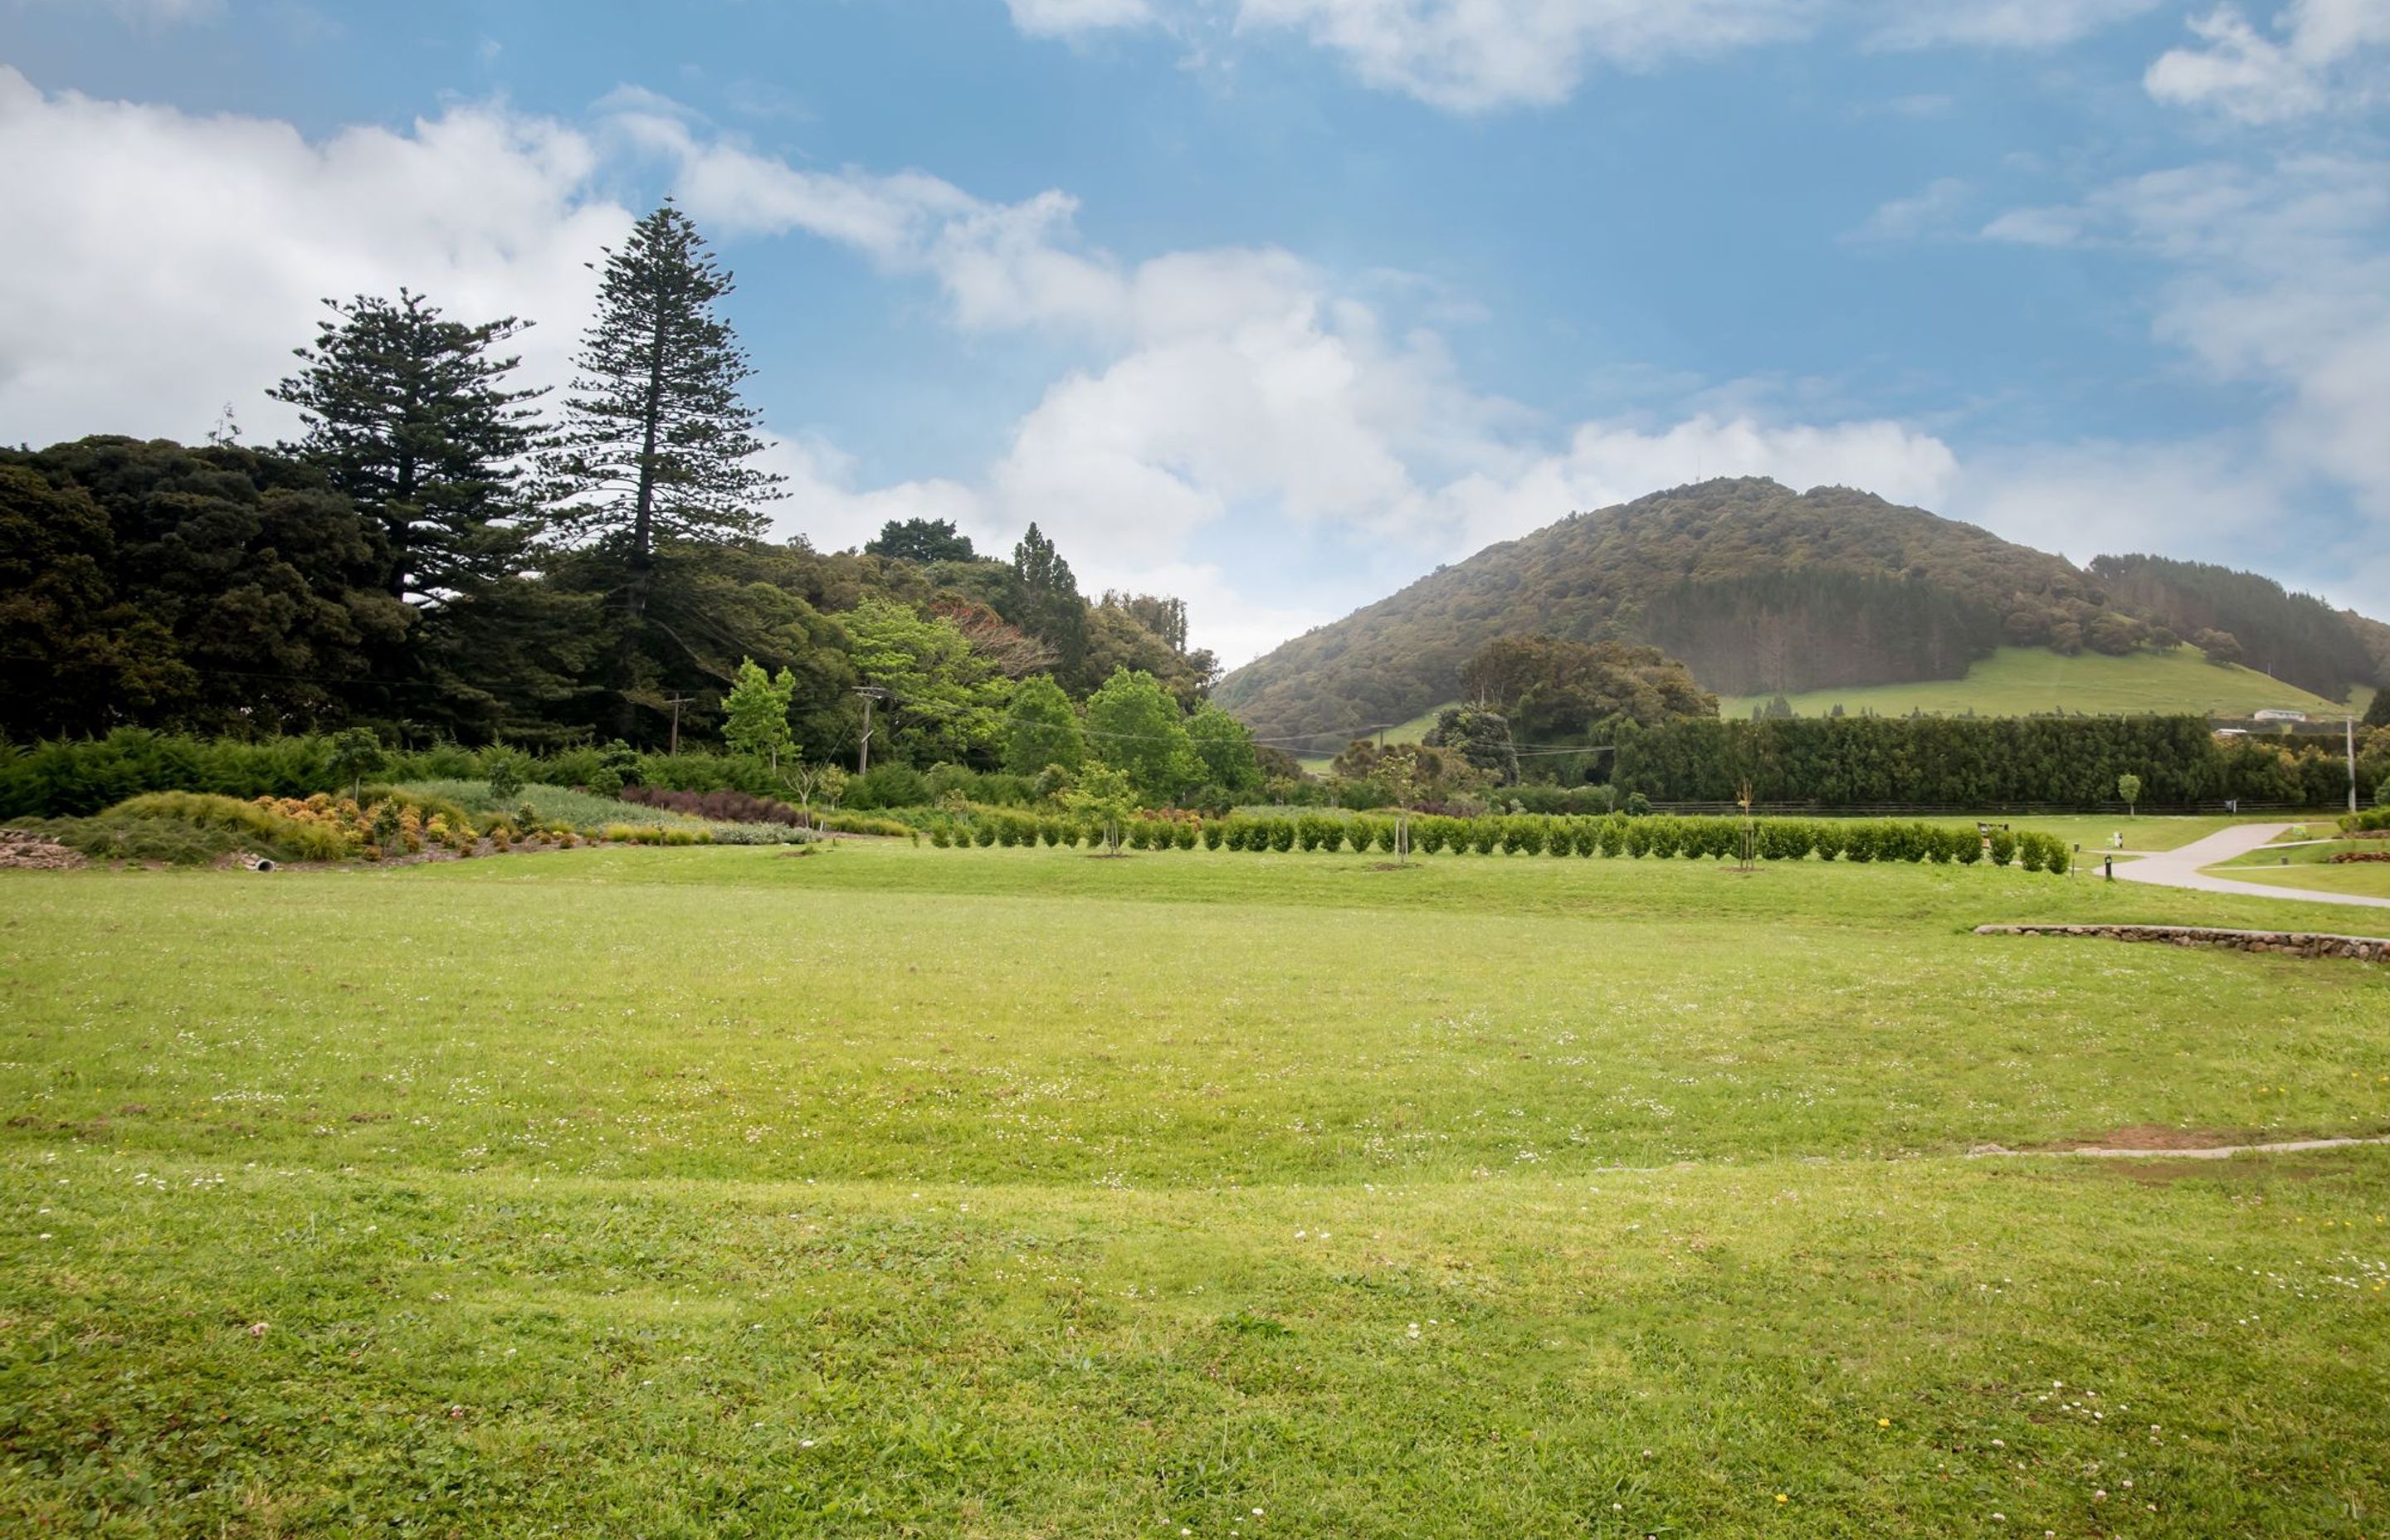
[1974,923,2389,962]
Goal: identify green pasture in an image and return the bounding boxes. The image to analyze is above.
[4,842,2387,1536]
[1720,646,2349,720]
[2206,836,2390,899]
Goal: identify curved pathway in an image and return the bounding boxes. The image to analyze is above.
[2110,821,2390,911]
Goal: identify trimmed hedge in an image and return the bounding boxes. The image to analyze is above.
[928,810,2069,874]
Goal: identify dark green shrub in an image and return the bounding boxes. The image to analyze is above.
[1623,791,1653,817]
[1202,821,1225,850]
[1811,822,1846,861]
[1269,821,1297,853]
[1622,818,1651,857]
[1413,816,1449,855]
[1951,827,1984,865]
[1500,817,1543,855]
[1988,830,2018,866]
[1373,819,1399,854]
[1173,820,1198,850]
[1646,816,1685,858]
[973,820,998,847]
[1467,818,1500,855]
[1595,816,1625,857]
[1842,824,1878,863]
[846,762,929,810]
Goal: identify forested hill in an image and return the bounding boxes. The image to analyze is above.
[1213,477,2380,743]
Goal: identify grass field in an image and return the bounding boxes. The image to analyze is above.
[1719,646,2347,720]
[5,843,2388,1536]
[1292,704,1448,772]
[2207,837,2390,899]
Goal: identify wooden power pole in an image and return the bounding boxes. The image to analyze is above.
[854,687,888,775]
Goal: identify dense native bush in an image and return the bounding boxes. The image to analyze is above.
[1988,829,2018,866]
[1269,820,1297,852]
[845,763,929,811]
[2342,807,2390,834]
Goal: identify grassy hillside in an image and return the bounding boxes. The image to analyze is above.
[5,846,2388,1534]
[1722,645,2348,720]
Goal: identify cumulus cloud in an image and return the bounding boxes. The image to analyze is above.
[1973,150,2390,612]
[2146,0,2390,121]
[0,66,627,448]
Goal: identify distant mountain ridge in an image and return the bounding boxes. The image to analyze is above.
[1213,478,2383,743]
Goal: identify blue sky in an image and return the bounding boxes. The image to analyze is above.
[3,0,2386,661]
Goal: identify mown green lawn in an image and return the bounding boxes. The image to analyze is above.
[2207,837,2390,900]
[1719,646,2347,720]
[4,844,2387,1536]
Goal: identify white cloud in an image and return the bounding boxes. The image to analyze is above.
[1866,0,2161,50]
[1973,150,2390,609]
[2147,0,2390,121]
[1005,0,2163,110]
[1849,176,1973,241]
[1427,412,1961,554]
[0,66,626,449]
[1231,0,1809,112]
[1006,0,1156,35]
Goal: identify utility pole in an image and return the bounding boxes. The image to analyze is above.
[854,687,888,776]
[665,695,693,756]
[2351,715,2361,814]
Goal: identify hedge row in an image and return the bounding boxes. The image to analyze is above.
[929,811,2072,872]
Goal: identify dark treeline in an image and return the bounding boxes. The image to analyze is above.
[2089,554,2375,699]
[0,207,1215,759]
[1641,569,2007,696]
[1609,714,2383,808]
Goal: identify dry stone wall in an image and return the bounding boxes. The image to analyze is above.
[1975,924,2388,963]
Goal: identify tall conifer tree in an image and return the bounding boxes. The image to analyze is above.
[1012,522,1086,683]
[271,290,546,602]
[544,203,782,582]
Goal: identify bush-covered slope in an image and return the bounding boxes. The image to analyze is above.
[1216,479,2111,742]
[1217,477,2388,743]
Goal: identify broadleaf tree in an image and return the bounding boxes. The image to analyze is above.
[1185,699,1262,795]
[1002,674,1085,776]
[1085,667,1197,804]
[721,656,798,772]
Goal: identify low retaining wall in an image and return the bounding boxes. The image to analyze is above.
[1975,923,2389,963]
